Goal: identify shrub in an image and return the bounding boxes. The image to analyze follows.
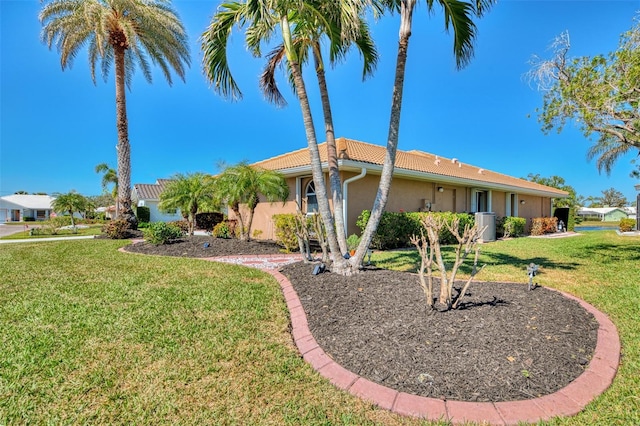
[357,210,418,250]
[102,219,131,239]
[619,218,636,232]
[136,206,150,223]
[346,234,361,251]
[498,216,526,238]
[273,214,299,252]
[530,217,558,236]
[212,221,232,239]
[137,222,150,229]
[195,212,224,231]
[24,217,35,222]
[143,222,184,245]
[407,212,475,245]
[168,220,189,233]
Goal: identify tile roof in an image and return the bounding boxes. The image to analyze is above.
[253,137,568,197]
[133,180,172,200]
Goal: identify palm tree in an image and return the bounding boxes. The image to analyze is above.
[215,163,289,241]
[352,0,496,267]
[201,0,374,269]
[158,173,218,236]
[95,163,119,216]
[52,190,91,233]
[40,0,191,230]
[258,4,379,256]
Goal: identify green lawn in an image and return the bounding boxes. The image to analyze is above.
[0,224,103,240]
[0,233,638,425]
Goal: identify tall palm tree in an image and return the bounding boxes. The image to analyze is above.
[52,190,91,232]
[259,5,379,256]
[40,0,191,230]
[95,163,119,216]
[215,163,289,241]
[159,173,218,236]
[352,0,496,267]
[201,0,374,269]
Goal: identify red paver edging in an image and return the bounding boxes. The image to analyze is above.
[265,268,621,425]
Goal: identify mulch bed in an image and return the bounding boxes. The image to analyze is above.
[123,236,599,403]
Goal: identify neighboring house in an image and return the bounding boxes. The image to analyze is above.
[132,179,183,222]
[0,194,56,222]
[236,137,568,240]
[96,205,117,220]
[622,206,637,219]
[577,207,629,222]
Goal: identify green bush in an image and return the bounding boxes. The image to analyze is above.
[136,206,151,223]
[356,210,474,250]
[619,218,636,232]
[24,217,35,222]
[102,219,131,239]
[498,216,526,238]
[212,221,232,239]
[272,214,298,252]
[143,222,183,245]
[195,212,224,231]
[137,222,150,229]
[346,234,361,251]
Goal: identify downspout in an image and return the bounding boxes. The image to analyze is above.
[342,168,367,235]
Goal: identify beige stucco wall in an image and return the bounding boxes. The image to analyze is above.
[233,173,558,240]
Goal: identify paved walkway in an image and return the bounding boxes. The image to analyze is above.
[207,254,620,425]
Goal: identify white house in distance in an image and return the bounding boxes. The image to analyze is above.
[576,207,629,222]
[132,179,183,222]
[0,194,56,222]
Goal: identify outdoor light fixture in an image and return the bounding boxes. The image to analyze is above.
[437,186,444,192]
[520,200,526,205]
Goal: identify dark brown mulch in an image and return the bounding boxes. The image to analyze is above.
[121,236,599,403]
[281,262,598,402]
[123,235,283,257]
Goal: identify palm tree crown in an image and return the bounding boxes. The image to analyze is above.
[158,173,219,236]
[40,0,190,87]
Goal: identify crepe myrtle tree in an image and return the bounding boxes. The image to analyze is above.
[40,0,191,230]
[411,214,485,310]
[527,20,640,176]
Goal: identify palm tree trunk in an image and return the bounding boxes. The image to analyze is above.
[114,46,137,230]
[281,16,347,271]
[313,47,348,255]
[350,0,415,269]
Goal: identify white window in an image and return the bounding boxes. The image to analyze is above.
[305,181,318,213]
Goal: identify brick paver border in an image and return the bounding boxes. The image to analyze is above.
[266,268,620,425]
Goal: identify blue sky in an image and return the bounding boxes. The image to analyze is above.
[2,0,640,203]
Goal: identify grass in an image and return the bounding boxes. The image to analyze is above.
[0,224,103,240]
[0,233,638,425]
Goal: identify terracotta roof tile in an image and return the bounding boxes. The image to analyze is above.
[254,138,567,196]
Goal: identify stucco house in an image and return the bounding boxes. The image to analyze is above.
[132,179,183,223]
[0,194,56,222]
[576,207,629,222]
[233,137,568,240]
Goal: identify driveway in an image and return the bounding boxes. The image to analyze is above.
[0,223,32,238]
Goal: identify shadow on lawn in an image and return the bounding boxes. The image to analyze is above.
[379,249,581,275]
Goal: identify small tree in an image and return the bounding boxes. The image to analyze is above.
[215,163,289,241]
[51,191,90,233]
[159,173,218,236]
[411,214,485,310]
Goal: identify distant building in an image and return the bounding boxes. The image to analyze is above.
[132,179,183,223]
[576,207,629,222]
[0,194,56,222]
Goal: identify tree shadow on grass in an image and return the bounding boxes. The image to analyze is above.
[378,249,581,275]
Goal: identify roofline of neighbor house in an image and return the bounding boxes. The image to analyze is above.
[275,159,568,199]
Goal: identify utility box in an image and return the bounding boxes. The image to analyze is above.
[475,212,496,242]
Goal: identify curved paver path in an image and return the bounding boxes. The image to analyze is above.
[123,248,621,425]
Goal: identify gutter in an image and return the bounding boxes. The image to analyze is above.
[342,168,367,234]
